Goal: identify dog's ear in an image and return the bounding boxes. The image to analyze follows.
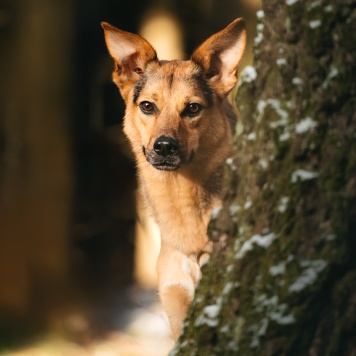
[192,18,246,97]
[101,22,157,96]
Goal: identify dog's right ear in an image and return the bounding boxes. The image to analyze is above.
[101,22,157,97]
[192,18,246,97]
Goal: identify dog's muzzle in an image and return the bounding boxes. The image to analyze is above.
[146,136,182,171]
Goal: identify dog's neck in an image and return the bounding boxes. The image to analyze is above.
[137,156,224,255]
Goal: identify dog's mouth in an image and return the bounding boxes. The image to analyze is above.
[143,148,195,171]
[153,162,180,171]
[145,151,182,171]
[143,137,195,171]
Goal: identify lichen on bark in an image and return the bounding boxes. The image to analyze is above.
[171,0,356,355]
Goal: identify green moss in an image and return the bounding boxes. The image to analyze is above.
[173,0,355,354]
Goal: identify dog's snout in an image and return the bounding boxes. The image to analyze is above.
[153,136,179,157]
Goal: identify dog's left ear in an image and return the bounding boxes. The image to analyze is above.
[192,18,246,96]
[101,22,157,98]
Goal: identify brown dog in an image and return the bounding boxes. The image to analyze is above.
[102,19,246,340]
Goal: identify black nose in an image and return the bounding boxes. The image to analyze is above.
[153,136,179,157]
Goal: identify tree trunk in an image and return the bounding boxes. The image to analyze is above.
[172,0,356,355]
[0,0,72,325]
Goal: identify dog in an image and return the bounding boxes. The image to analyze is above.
[102,18,246,340]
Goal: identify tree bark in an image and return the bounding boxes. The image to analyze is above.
[0,0,72,322]
[172,0,356,355]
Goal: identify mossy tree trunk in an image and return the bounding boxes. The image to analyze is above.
[172,0,355,355]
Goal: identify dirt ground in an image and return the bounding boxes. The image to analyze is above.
[2,286,174,356]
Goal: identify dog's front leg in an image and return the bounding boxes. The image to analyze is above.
[157,244,202,340]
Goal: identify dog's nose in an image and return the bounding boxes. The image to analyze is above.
[153,136,179,157]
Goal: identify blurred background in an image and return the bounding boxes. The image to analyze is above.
[0,0,260,354]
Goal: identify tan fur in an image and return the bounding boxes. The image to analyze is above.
[102,19,246,340]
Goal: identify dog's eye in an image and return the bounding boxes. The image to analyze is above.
[184,103,202,117]
[139,101,155,114]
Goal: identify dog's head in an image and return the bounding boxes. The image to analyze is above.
[102,19,246,171]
